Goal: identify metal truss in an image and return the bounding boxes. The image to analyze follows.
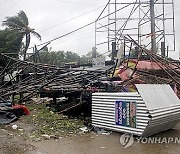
[95,0,175,56]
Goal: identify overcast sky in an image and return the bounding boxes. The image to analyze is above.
[0,0,180,59]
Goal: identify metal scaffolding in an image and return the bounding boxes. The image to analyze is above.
[95,0,175,56]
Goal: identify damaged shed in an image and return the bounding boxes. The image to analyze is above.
[92,84,180,136]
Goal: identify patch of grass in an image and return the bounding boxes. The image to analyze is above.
[14,95,20,103]
[24,102,84,140]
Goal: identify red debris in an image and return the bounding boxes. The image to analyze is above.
[12,105,30,115]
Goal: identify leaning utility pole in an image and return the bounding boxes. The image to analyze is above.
[150,0,156,53]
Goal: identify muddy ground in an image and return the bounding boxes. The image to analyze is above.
[0,102,179,154]
[0,122,179,154]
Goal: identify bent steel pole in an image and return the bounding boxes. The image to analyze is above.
[150,0,156,53]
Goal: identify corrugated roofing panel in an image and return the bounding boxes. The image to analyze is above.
[92,92,149,136]
[135,84,180,110]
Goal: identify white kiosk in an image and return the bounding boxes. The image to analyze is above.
[92,84,180,136]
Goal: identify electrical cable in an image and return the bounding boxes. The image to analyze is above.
[39,6,104,33]
[0,0,21,18]
[0,0,9,9]
[28,1,111,49]
[55,0,101,7]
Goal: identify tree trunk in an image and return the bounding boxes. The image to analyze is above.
[23,33,30,60]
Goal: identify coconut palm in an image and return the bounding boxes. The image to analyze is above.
[2,10,41,60]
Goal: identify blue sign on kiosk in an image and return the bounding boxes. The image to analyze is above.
[115,101,136,128]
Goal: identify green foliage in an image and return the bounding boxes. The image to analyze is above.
[0,29,23,67]
[39,50,65,66]
[2,10,41,60]
[0,29,23,54]
[80,51,100,64]
[80,55,91,64]
[65,51,80,63]
[39,50,80,66]
[38,49,101,66]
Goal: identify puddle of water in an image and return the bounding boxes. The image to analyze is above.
[37,151,46,154]
[30,123,180,154]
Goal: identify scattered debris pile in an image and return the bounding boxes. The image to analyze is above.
[0,36,179,125]
[109,36,180,98]
[0,51,113,114]
[0,102,29,124]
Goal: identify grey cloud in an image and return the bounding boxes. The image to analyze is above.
[0,0,179,59]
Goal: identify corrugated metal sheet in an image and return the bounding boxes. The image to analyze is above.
[136,84,180,110]
[142,104,180,136]
[83,65,113,72]
[92,84,180,137]
[92,92,150,136]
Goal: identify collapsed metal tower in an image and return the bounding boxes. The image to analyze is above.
[95,0,175,57]
[0,0,179,108]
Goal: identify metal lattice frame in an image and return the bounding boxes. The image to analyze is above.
[95,0,175,56]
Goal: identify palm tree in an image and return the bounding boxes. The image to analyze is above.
[2,10,41,60]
